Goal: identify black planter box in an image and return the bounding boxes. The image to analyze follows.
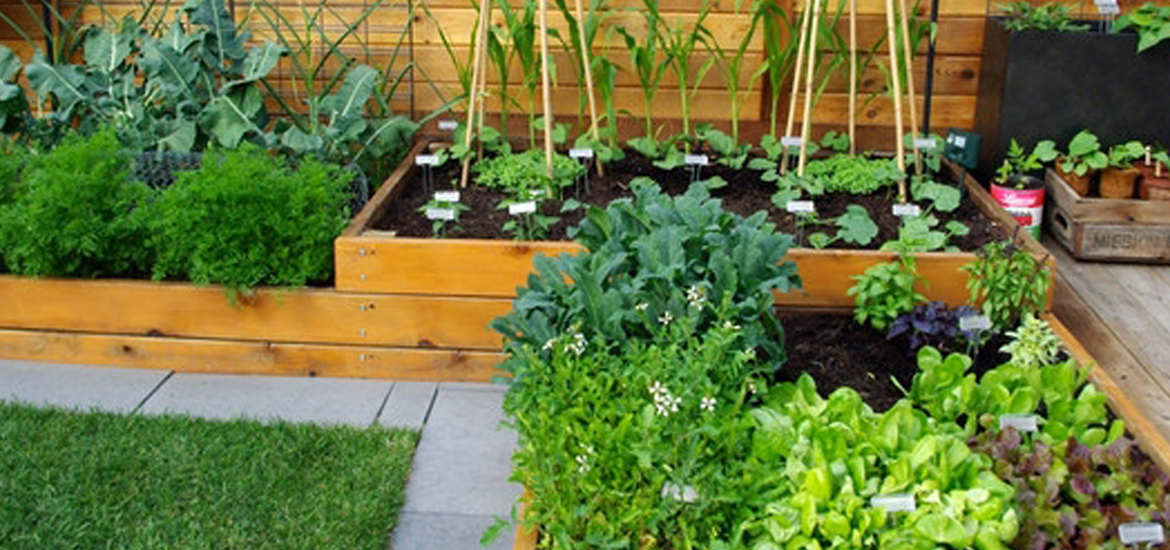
[973,18,1170,182]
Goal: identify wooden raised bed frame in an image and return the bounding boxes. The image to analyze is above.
[510,313,1170,550]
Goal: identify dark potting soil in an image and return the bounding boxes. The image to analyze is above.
[776,313,1017,412]
[373,150,1004,250]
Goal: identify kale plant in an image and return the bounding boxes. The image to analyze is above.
[492,180,802,373]
[147,146,351,297]
[888,301,979,351]
[0,129,152,277]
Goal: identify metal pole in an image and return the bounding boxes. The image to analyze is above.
[921,0,940,134]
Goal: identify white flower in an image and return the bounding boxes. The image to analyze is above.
[722,320,741,330]
[747,381,758,395]
[686,285,707,309]
[658,311,674,325]
[542,338,556,351]
[635,302,649,313]
[576,454,590,473]
[650,382,679,417]
[700,396,717,412]
[671,395,681,413]
[567,333,587,356]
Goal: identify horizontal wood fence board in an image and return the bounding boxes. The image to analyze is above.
[0,329,502,381]
[794,0,987,16]
[0,276,509,349]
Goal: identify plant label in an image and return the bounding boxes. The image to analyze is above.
[913,139,937,151]
[661,483,699,503]
[950,135,968,148]
[509,201,538,215]
[433,191,461,202]
[425,207,456,221]
[685,155,710,166]
[893,203,921,217]
[438,120,458,131]
[528,189,545,199]
[416,154,440,166]
[569,148,595,159]
[781,136,803,147]
[959,315,992,332]
[999,414,1039,432]
[1119,523,1164,545]
[786,200,815,214]
[871,494,916,512]
[1097,4,1120,14]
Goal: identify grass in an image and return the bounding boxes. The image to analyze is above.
[0,401,419,550]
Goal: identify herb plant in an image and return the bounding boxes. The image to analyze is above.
[0,130,151,278]
[0,137,33,204]
[997,2,1088,32]
[963,239,1052,332]
[1114,3,1170,52]
[888,301,978,351]
[995,139,1058,186]
[848,256,926,331]
[1058,130,1108,177]
[147,146,351,297]
[1000,313,1064,369]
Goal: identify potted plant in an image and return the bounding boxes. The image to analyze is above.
[1054,130,1107,196]
[1139,150,1170,201]
[1099,141,1146,199]
[1114,2,1170,53]
[991,139,1057,237]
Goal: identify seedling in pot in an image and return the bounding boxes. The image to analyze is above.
[995,139,1058,189]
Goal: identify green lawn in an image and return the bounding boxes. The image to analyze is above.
[0,402,418,550]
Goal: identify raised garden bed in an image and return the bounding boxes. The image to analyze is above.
[1047,168,1170,262]
[510,312,1170,550]
[336,140,1056,308]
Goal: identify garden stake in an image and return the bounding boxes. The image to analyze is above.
[849,0,857,155]
[459,0,492,189]
[539,0,555,189]
[475,0,493,161]
[575,0,605,177]
[780,0,814,175]
[898,0,922,175]
[797,0,824,176]
[884,0,908,201]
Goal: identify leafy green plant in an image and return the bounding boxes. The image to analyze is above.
[0,136,33,204]
[418,196,469,238]
[848,256,926,331]
[552,0,614,140]
[963,239,1052,332]
[1058,130,1108,177]
[881,214,969,254]
[1107,140,1147,169]
[1000,312,1063,369]
[820,130,851,153]
[1114,2,1170,52]
[0,45,27,135]
[147,145,351,297]
[910,176,961,212]
[696,124,750,169]
[473,150,584,199]
[804,154,903,195]
[807,204,879,249]
[995,139,1058,186]
[492,180,802,372]
[0,129,151,277]
[888,301,979,351]
[997,2,1088,32]
[498,197,559,241]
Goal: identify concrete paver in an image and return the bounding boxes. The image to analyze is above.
[0,360,169,413]
[390,512,515,550]
[378,381,439,430]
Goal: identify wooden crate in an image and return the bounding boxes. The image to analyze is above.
[510,313,1170,550]
[1045,168,1170,263]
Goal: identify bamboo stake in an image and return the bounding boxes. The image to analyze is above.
[796,0,823,176]
[459,0,492,189]
[780,0,815,175]
[475,0,493,161]
[575,0,605,176]
[848,0,857,155]
[898,0,922,175]
[539,0,555,183]
[884,0,907,201]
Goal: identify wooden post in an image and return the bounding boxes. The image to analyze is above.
[475,0,493,160]
[539,0,555,182]
[884,0,907,201]
[849,0,857,155]
[898,0,922,175]
[780,1,814,175]
[459,0,492,189]
[575,0,605,176]
[797,0,823,176]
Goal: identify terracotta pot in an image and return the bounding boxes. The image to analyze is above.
[1137,162,1158,181]
[1141,176,1170,201]
[1099,168,1140,199]
[1056,165,1093,197]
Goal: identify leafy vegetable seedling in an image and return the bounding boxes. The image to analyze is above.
[418,195,468,238]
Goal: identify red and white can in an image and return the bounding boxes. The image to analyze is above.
[990,184,1045,239]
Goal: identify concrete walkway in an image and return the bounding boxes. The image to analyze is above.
[0,360,520,550]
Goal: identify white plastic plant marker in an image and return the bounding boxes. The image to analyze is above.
[913,138,937,150]
[661,483,699,503]
[871,494,916,512]
[952,135,968,148]
[1098,4,1120,14]
[569,148,595,159]
[781,136,803,147]
[959,315,993,332]
[509,201,538,215]
[685,155,710,166]
[438,120,458,131]
[425,208,456,221]
[1119,523,1164,545]
[434,191,461,202]
[416,154,440,166]
[893,203,922,217]
[999,414,1039,432]
[786,200,816,214]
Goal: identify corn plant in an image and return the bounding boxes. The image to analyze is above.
[756,0,800,137]
[616,0,671,143]
[552,0,612,137]
[656,0,718,148]
[0,0,96,65]
[489,0,540,146]
[417,0,475,119]
[715,0,765,144]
